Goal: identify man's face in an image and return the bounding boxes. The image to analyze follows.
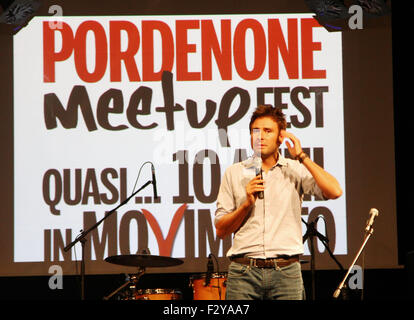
[250,116,284,157]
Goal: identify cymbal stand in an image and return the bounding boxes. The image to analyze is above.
[103,267,145,300]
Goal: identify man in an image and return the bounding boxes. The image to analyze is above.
[215,105,342,300]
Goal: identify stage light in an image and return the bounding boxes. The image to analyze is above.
[304,0,390,31]
[304,0,350,21]
[304,0,389,20]
[0,0,41,26]
[356,0,389,17]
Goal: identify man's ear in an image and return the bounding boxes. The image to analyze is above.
[278,129,286,146]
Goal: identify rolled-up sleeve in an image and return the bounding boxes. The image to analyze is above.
[214,167,236,226]
[300,164,328,200]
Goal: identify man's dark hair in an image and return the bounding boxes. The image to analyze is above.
[249,105,287,132]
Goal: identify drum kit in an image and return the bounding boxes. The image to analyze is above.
[103,254,226,300]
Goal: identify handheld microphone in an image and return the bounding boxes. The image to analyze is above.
[253,156,264,199]
[151,164,158,200]
[365,208,379,232]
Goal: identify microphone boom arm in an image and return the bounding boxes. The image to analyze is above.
[63,179,153,300]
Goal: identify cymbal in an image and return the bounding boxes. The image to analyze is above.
[105,254,184,268]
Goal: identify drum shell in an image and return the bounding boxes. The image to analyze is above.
[190,273,226,300]
[135,288,182,300]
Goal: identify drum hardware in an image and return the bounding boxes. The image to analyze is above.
[103,267,145,300]
[136,288,182,300]
[103,252,183,300]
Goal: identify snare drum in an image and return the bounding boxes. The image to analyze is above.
[190,273,227,300]
[135,288,182,300]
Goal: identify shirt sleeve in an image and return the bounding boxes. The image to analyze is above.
[214,167,237,226]
[299,163,328,200]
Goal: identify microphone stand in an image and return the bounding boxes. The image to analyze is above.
[302,217,345,300]
[64,179,153,300]
[205,254,214,287]
[333,226,374,299]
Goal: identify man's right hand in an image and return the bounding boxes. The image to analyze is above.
[215,174,264,239]
[245,174,265,206]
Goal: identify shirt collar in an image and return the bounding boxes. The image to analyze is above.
[241,152,288,169]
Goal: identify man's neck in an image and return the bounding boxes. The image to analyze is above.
[261,152,279,172]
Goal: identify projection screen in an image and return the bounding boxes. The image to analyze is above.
[0,3,398,276]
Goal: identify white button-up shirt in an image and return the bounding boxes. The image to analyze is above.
[215,154,326,258]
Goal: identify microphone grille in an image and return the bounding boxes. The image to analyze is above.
[369,208,379,216]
